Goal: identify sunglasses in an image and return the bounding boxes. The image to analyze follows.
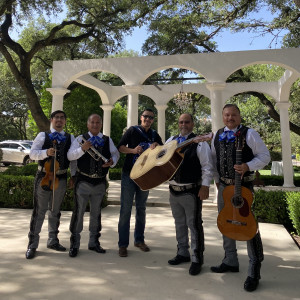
[142,115,154,120]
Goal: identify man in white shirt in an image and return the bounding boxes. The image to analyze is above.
[26,110,76,259]
[211,104,270,292]
[67,114,119,257]
[166,113,214,276]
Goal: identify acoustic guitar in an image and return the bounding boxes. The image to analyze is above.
[130,133,213,191]
[217,130,258,241]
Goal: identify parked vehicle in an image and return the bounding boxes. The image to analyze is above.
[0,140,33,166]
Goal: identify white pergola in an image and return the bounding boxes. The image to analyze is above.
[47,48,300,187]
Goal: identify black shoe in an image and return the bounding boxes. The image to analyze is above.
[168,254,191,265]
[25,248,36,259]
[88,244,106,253]
[211,263,239,273]
[47,243,66,252]
[244,276,259,292]
[189,262,202,276]
[69,248,78,257]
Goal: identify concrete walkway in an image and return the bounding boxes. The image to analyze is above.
[0,181,299,300]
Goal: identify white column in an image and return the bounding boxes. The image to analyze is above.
[206,82,226,203]
[100,104,114,137]
[46,88,70,112]
[276,102,295,187]
[206,82,226,132]
[155,105,168,143]
[122,85,143,128]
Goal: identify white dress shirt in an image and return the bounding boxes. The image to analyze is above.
[166,134,214,187]
[67,132,120,168]
[30,128,77,176]
[211,126,271,183]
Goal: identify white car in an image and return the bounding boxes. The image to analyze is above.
[0,140,33,166]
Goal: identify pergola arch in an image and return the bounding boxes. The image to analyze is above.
[48,49,300,187]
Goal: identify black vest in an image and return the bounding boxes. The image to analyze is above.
[214,126,254,180]
[172,133,202,184]
[77,133,111,184]
[39,132,71,171]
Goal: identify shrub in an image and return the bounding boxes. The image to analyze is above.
[259,175,300,187]
[253,189,290,225]
[0,148,3,162]
[286,192,300,235]
[109,168,122,180]
[3,163,38,176]
[0,174,108,210]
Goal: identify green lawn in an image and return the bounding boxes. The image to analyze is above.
[259,169,300,177]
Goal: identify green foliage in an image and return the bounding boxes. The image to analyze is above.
[286,192,300,235]
[3,163,38,176]
[269,151,282,161]
[109,168,122,180]
[111,102,127,144]
[253,189,289,224]
[259,175,300,187]
[0,174,108,210]
[0,175,34,209]
[0,149,2,162]
[63,85,103,137]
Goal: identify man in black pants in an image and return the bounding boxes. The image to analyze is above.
[211,104,270,292]
[67,114,119,257]
[26,110,76,259]
[166,113,214,276]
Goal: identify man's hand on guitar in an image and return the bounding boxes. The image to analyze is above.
[198,185,209,200]
[150,142,159,149]
[234,163,249,177]
[134,145,143,155]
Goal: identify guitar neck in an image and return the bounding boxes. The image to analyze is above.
[176,138,195,149]
[176,133,213,150]
[234,149,242,196]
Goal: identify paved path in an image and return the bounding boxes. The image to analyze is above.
[0,183,299,300]
[107,180,217,207]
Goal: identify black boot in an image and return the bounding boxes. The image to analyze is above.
[69,235,79,258]
[244,263,261,292]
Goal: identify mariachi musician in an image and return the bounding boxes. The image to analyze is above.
[67,114,119,258]
[26,110,76,259]
[211,104,270,292]
[166,113,214,276]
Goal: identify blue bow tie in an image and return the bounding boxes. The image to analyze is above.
[89,136,104,147]
[176,136,186,144]
[49,131,66,142]
[219,130,236,142]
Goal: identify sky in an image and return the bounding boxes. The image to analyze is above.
[124,5,286,54]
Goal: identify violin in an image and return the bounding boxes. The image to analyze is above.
[40,140,59,191]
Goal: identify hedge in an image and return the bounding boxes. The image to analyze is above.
[0,174,108,211]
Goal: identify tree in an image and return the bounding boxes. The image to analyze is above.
[0,0,169,131]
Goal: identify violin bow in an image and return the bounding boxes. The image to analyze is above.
[51,140,57,212]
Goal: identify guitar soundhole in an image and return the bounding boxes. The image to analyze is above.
[231,195,244,209]
[157,149,166,159]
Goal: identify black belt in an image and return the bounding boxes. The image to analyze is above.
[169,183,199,192]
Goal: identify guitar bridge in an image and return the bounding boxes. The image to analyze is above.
[226,220,247,226]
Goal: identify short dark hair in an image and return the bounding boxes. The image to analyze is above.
[222,104,240,114]
[50,110,67,119]
[142,108,154,115]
